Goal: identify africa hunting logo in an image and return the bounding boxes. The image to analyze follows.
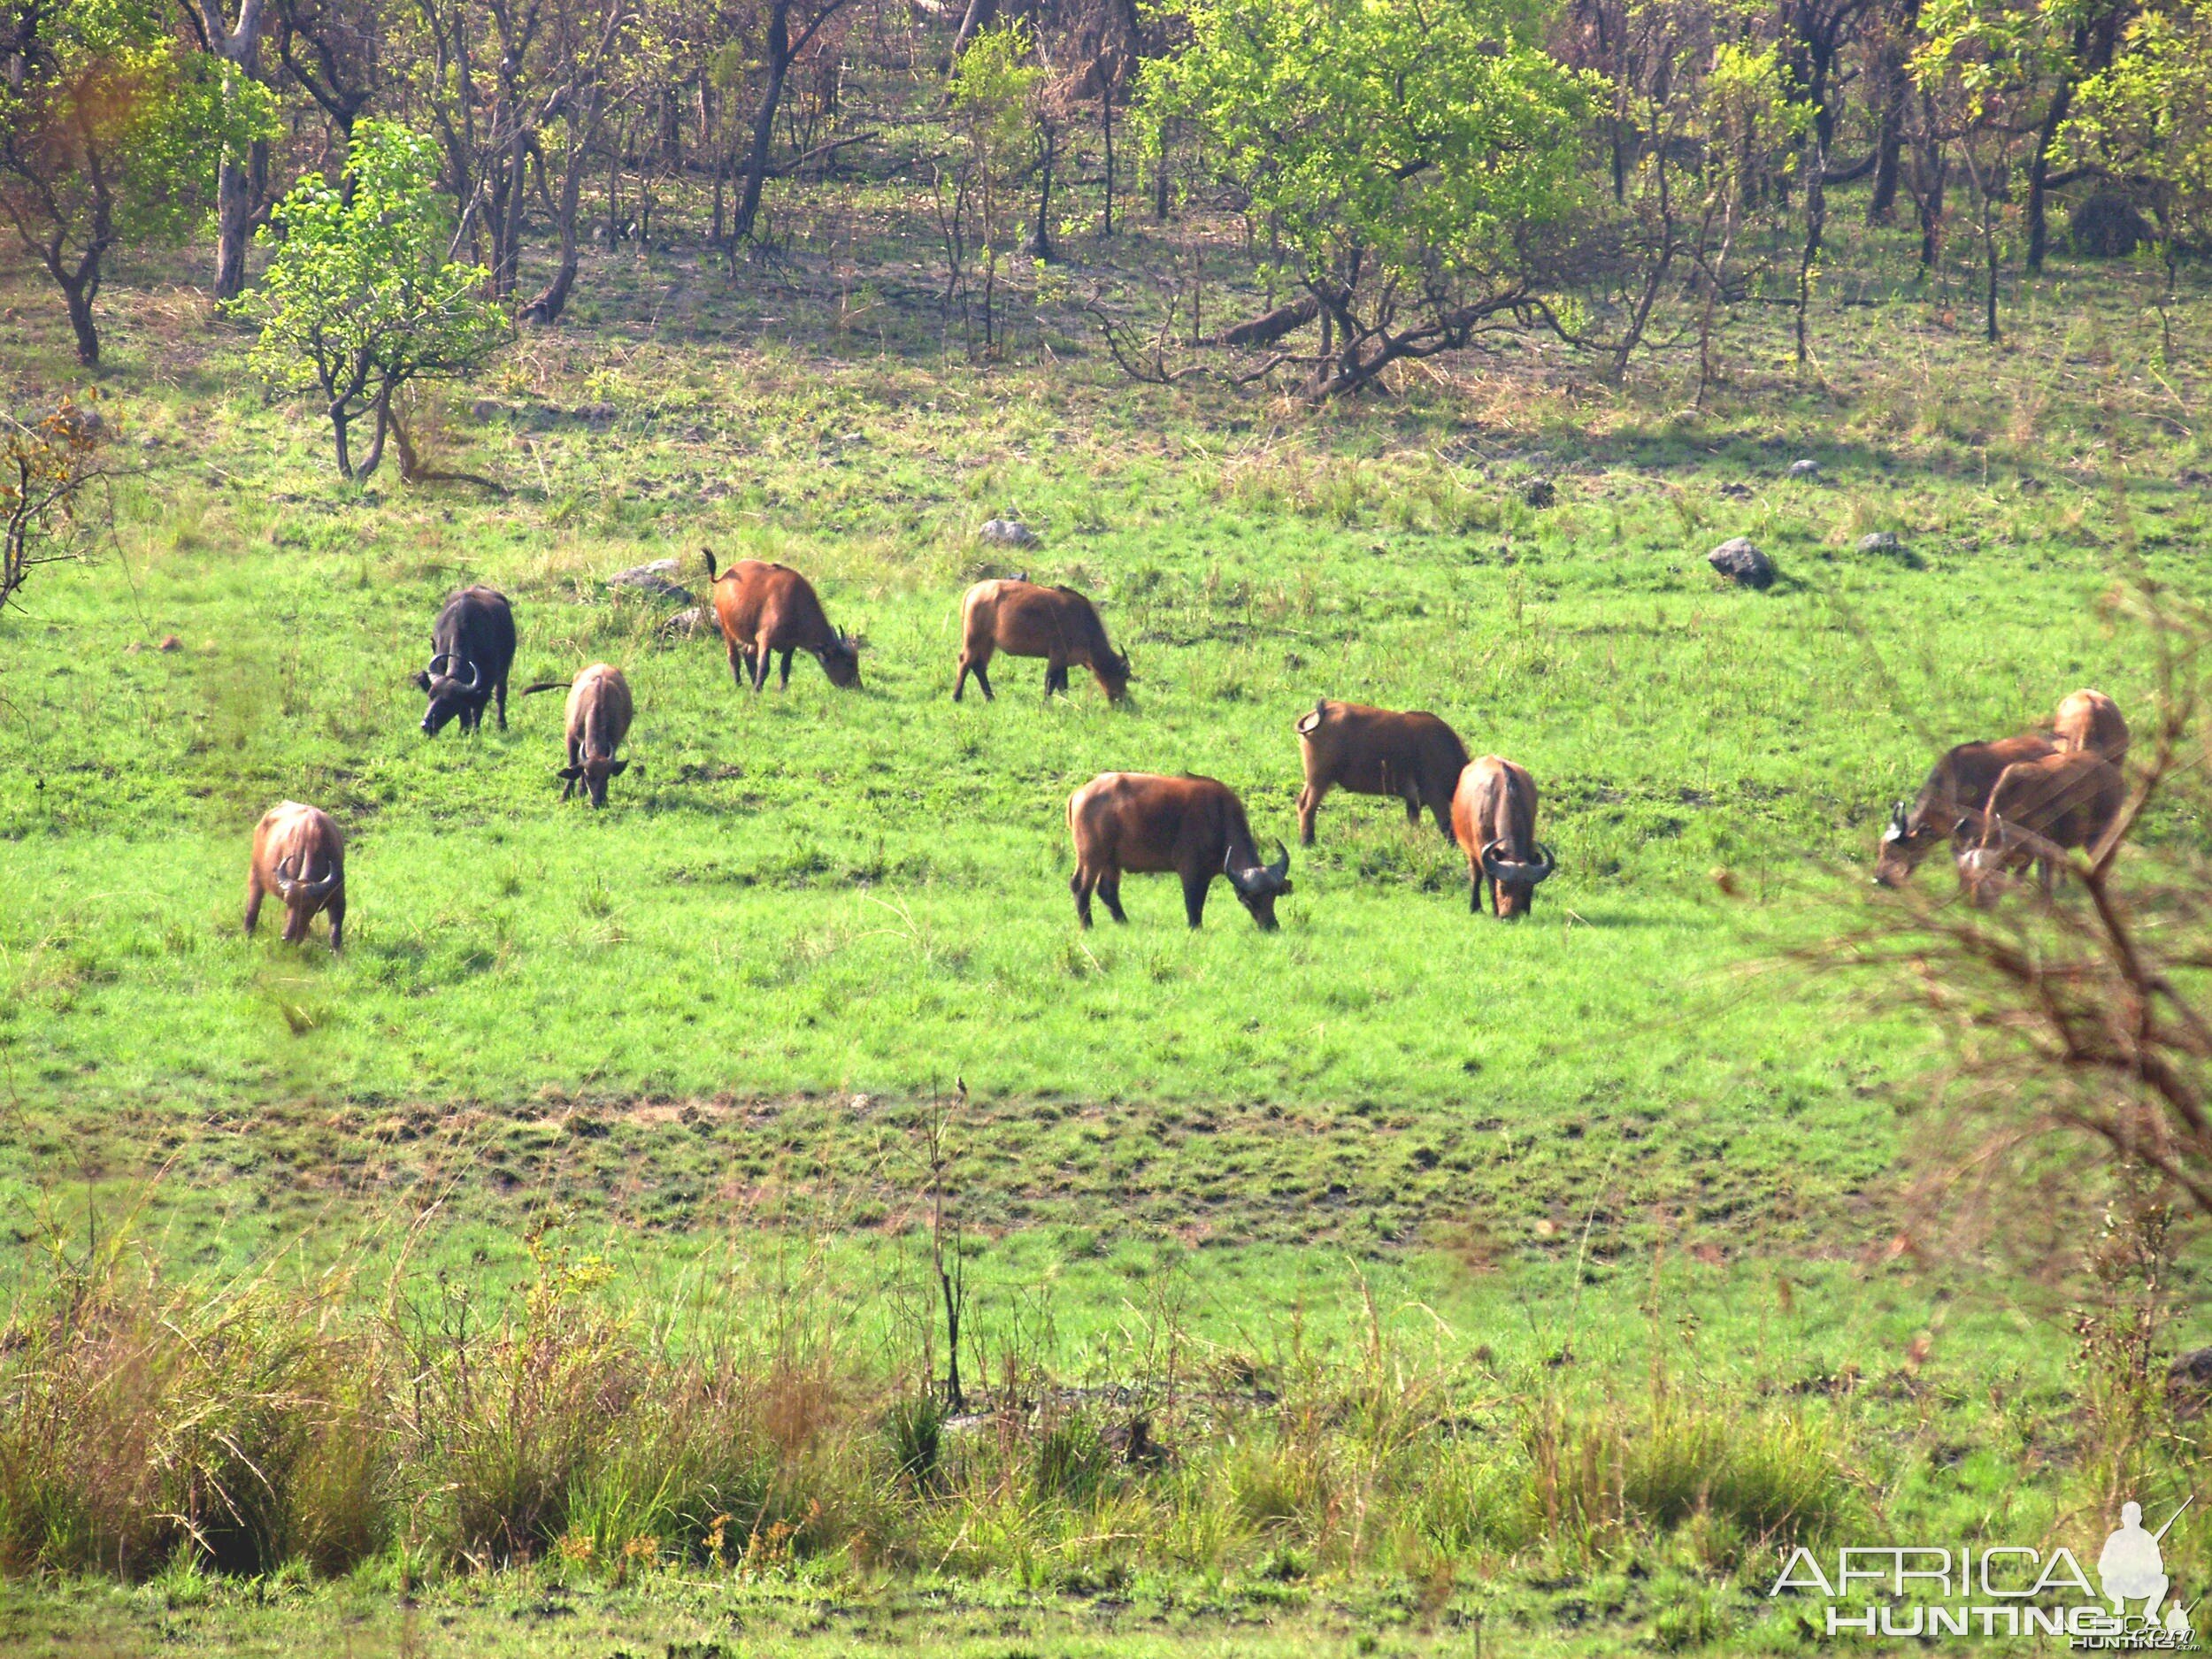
[1770,1497,2199,1647]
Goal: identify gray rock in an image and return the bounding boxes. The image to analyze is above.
[1521,477,1557,510]
[980,518,1040,548]
[660,605,714,639]
[1788,458,1820,480]
[1708,537,1775,590]
[575,402,618,426]
[606,558,695,603]
[1718,481,1753,500]
[468,398,508,424]
[1856,531,1904,556]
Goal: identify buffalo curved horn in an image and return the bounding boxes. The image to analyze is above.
[1888,799,1911,835]
[273,853,301,896]
[426,651,453,677]
[1479,836,1510,881]
[295,858,340,901]
[1527,841,1557,883]
[454,657,480,692]
[1264,838,1290,885]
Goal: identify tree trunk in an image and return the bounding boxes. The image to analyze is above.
[732,0,794,243]
[1028,121,1056,259]
[63,280,100,368]
[951,0,995,61]
[201,0,270,302]
[2025,73,2076,273]
[1100,85,1113,237]
[1795,137,1827,365]
[520,108,597,323]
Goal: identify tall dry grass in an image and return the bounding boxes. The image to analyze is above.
[0,1213,1862,1589]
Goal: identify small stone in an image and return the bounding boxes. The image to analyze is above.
[660,605,714,639]
[1520,477,1557,509]
[468,398,507,424]
[979,518,1039,548]
[575,402,618,426]
[1788,458,1821,480]
[1708,537,1775,590]
[1856,531,1904,556]
[605,559,695,603]
[1718,481,1753,500]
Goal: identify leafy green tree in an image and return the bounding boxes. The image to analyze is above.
[937,20,1039,353]
[2062,0,2212,252]
[1145,0,1594,397]
[233,120,509,483]
[0,0,273,365]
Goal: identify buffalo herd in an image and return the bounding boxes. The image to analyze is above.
[248,553,2131,950]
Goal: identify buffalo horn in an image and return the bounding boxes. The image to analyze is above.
[273,853,300,896]
[426,651,453,676]
[455,657,480,691]
[1888,799,1910,834]
[1528,841,1557,882]
[1479,836,1509,881]
[1264,838,1290,884]
[296,858,340,901]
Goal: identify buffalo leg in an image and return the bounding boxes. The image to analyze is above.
[243,875,265,935]
[1431,795,1456,843]
[1098,874,1127,924]
[1181,872,1210,928]
[326,893,345,954]
[1296,780,1326,846]
[972,660,995,701]
[750,648,772,694]
[726,641,750,687]
[780,649,795,689]
[1044,660,1069,699]
[954,656,972,701]
[563,735,581,801]
[1071,867,1095,928]
[1470,871,1487,915]
[495,675,509,732]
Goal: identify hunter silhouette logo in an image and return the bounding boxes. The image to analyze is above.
[1770,1496,2199,1647]
[2100,1501,2193,1640]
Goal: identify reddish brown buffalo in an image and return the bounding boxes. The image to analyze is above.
[1955,750,2125,908]
[1874,733,2058,887]
[525,663,635,806]
[1450,757,1555,919]
[956,580,1129,703]
[703,552,860,691]
[2055,688,2129,763]
[1066,772,1292,930]
[1294,699,1469,845]
[244,801,346,951]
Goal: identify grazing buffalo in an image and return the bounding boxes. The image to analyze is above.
[1294,699,1469,846]
[415,585,516,736]
[1451,757,1555,919]
[1955,750,2125,908]
[244,802,346,951]
[525,664,635,806]
[955,579,1129,703]
[2055,688,2129,763]
[703,552,860,691]
[1874,733,2058,887]
[1066,772,1293,930]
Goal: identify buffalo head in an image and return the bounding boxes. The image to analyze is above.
[816,630,863,688]
[415,652,482,735]
[1225,840,1294,931]
[1481,837,1555,919]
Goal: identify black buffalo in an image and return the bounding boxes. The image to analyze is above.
[415,585,516,736]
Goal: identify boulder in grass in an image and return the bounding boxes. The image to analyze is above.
[980,518,1039,548]
[1521,476,1557,510]
[1788,458,1820,480]
[660,605,714,640]
[605,558,695,604]
[1708,537,1775,590]
[2169,1348,2212,1417]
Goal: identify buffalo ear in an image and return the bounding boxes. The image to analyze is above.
[608,759,629,776]
[412,671,432,691]
[557,765,583,780]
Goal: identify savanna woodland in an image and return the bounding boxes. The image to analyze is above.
[6,0,2212,1647]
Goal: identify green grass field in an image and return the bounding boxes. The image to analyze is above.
[5,204,2212,1654]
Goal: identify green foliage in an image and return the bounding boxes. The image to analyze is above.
[1145,0,1593,391]
[2062,0,2212,247]
[0,0,273,363]
[233,120,509,483]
